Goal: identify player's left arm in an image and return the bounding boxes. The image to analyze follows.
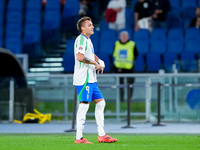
[94,54,105,74]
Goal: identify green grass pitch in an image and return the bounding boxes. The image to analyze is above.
[0,133,200,150]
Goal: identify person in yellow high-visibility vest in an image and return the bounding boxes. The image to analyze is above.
[113,31,138,102]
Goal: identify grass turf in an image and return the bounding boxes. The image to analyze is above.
[0,133,199,150]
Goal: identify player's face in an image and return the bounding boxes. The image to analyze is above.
[82,20,94,36]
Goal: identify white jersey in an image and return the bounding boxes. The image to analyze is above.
[73,34,97,85]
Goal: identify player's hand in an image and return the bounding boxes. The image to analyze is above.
[97,66,104,74]
[94,62,101,71]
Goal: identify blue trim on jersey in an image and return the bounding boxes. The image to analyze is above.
[76,82,104,102]
[81,34,88,39]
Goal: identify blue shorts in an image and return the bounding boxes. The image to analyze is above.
[76,82,104,103]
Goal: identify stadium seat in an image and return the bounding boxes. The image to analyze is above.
[185,28,200,40]
[131,0,138,10]
[42,10,61,47]
[5,38,22,54]
[0,0,5,14]
[182,7,196,21]
[90,29,100,42]
[25,11,41,24]
[125,8,134,29]
[134,54,145,72]
[99,18,109,30]
[163,52,179,72]
[167,27,184,40]
[62,0,79,17]
[167,39,184,54]
[7,0,23,13]
[133,29,149,41]
[26,0,42,12]
[183,19,192,29]
[167,8,182,28]
[0,12,3,25]
[62,0,79,33]
[62,53,75,73]
[99,39,115,55]
[169,0,180,8]
[198,0,200,7]
[146,53,162,72]
[150,28,166,40]
[92,40,99,54]
[65,38,75,54]
[180,52,197,72]
[181,0,197,9]
[150,39,166,54]
[90,29,100,53]
[100,29,116,41]
[5,24,22,41]
[45,0,60,11]
[0,24,3,39]
[135,39,149,54]
[184,39,200,54]
[6,11,23,26]
[0,38,2,47]
[23,24,41,59]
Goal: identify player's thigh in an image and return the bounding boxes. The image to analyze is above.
[92,83,104,104]
[76,83,93,103]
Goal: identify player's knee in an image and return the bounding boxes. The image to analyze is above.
[97,100,106,107]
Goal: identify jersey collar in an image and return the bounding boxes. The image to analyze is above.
[81,34,89,39]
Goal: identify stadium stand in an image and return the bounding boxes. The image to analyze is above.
[146,53,162,72]
[23,24,41,60]
[184,39,200,54]
[181,0,197,8]
[5,38,22,54]
[185,28,200,40]
[62,0,79,35]
[25,11,42,25]
[134,54,145,72]
[0,0,199,73]
[163,52,179,72]
[167,27,184,40]
[133,29,149,41]
[169,0,181,8]
[99,18,109,30]
[26,0,42,12]
[167,8,182,28]
[150,39,167,54]
[42,10,61,48]
[135,39,149,55]
[62,53,75,73]
[167,39,184,54]
[180,52,197,72]
[65,38,75,54]
[150,28,167,41]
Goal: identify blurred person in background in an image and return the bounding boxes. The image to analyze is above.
[149,0,171,28]
[112,31,138,102]
[106,0,126,31]
[134,0,152,31]
[189,7,200,28]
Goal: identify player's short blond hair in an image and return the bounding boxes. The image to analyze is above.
[77,16,92,33]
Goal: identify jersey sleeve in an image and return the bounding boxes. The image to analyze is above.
[76,35,86,55]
